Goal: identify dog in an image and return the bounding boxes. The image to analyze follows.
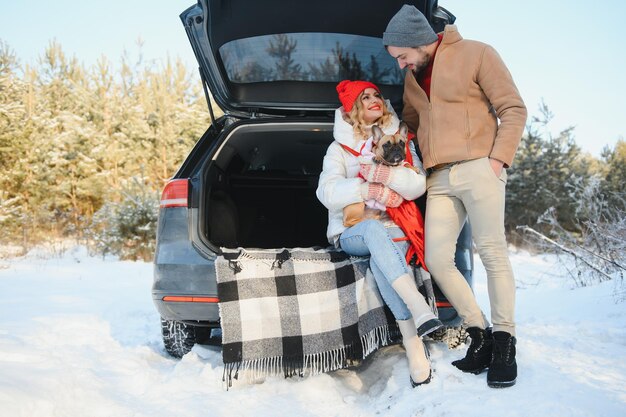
[343,122,417,227]
[371,122,409,166]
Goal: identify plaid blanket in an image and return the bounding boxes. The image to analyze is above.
[216,248,400,386]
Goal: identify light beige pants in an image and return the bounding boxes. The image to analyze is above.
[425,157,515,335]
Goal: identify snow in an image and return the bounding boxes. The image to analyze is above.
[1,245,625,417]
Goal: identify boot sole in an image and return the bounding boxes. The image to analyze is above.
[417,319,444,338]
[459,367,488,375]
[487,378,516,388]
[410,369,432,387]
[451,362,489,375]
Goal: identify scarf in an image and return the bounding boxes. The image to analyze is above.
[341,132,427,269]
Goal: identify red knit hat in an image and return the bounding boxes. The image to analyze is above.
[336,80,380,112]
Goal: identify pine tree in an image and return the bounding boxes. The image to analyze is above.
[27,42,103,234]
[600,139,626,212]
[367,55,392,84]
[267,34,302,80]
[307,57,337,82]
[307,42,366,81]
[0,40,211,249]
[0,41,29,238]
[334,44,365,80]
[506,103,588,238]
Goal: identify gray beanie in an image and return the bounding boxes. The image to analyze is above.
[383,5,438,47]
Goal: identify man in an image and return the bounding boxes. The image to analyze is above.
[383,5,527,388]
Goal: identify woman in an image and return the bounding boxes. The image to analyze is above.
[316,80,442,387]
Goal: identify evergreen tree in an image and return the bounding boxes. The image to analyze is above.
[307,42,366,81]
[0,41,29,237]
[506,103,588,237]
[367,55,392,84]
[0,41,26,176]
[334,44,365,80]
[307,57,337,82]
[231,61,274,83]
[267,34,302,80]
[600,139,626,207]
[29,42,101,233]
[0,40,211,249]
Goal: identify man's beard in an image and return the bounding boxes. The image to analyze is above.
[411,53,432,75]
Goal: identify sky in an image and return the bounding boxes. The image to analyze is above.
[1,0,625,157]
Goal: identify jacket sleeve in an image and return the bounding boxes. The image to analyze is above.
[316,142,364,211]
[385,140,426,200]
[477,45,527,167]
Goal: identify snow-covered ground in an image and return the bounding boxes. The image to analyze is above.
[1,245,625,417]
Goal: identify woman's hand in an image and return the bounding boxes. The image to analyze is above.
[359,163,392,185]
[361,182,404,207]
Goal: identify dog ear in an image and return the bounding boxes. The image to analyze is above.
[371,125,384,145]
[398,122,408,138]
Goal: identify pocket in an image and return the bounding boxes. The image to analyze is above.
[483,157,506,184]
[425,174,434,192]
[500,167,508,184]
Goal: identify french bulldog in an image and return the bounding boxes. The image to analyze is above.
[342,122,415,227]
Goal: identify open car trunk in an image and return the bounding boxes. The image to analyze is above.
[202,121,334,249]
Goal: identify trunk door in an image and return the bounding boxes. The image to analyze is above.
[180,0,454,116]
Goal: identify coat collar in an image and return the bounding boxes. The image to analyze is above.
[332,99,400,150]
[440,24,463,46]
[404,25,463,92]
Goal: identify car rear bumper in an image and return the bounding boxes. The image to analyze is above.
[153,207,220,322]
[153,261,221,322]
[153,294,220,323]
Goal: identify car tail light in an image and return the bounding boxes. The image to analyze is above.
[160,179,189,208]
[436,301,452,308]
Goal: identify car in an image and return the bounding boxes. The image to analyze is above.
[152,0,473,358]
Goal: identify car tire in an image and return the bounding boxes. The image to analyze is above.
[428,326,468,349]
[161,318,198,358]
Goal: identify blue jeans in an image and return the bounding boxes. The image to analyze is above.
[339,220,412,320]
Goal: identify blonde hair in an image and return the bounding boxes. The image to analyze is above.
[347,91,393,140]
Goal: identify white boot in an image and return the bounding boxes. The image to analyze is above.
[392,274,443,336]
[397,319,431,386]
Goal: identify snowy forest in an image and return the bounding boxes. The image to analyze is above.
[0,39,624,280]
[0,40,213,259]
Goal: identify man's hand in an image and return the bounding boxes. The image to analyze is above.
[489,157,504,177]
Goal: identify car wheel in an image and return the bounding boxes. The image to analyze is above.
[161,318,198,358]
[428,326,468,349]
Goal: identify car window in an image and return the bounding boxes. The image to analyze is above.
[219,33,403,85]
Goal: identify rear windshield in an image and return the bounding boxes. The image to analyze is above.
[219,33,403,85]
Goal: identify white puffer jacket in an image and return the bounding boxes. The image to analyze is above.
[316,102,427,246]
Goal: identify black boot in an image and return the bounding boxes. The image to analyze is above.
[487,331,517,388]
[451,327,492,374]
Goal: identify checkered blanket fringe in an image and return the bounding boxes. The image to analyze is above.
[216,248,401,388]
[221,325,396,385]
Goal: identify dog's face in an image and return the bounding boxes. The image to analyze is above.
[371,122,409,166]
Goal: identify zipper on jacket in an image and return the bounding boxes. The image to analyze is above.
[428,31,450,166]
[429,45,442,166]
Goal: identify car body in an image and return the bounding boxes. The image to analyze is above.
[152,0,472,358]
